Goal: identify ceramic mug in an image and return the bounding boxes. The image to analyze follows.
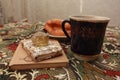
[62,15,110,61]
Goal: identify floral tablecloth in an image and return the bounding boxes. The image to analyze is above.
[0,21,120,80]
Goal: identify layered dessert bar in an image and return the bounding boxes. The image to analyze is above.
[21,39,63,62]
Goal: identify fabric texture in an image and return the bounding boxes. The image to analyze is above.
[0,21,120,80]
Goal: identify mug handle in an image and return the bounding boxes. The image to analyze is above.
[62,20,71,41]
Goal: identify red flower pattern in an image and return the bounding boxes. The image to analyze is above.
[103,53,109,59]
[34,74,50,80]
[7,43,18,51]
[104,70,120,77]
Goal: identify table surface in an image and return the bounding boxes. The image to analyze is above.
[0,21,120,80]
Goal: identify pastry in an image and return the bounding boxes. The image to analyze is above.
[21,39,63,62]
[45,19,71,36]
[32,32,49,47]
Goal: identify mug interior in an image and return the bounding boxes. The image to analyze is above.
[70,15,110,22]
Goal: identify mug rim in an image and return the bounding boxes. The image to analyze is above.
[69,15,110,22]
